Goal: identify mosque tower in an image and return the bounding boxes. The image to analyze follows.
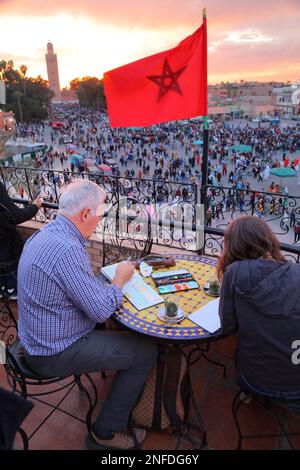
[45,41,61,100]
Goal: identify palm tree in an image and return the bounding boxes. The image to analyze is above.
[20,64,28,99]
[13,90,23,122]
[0,60,7,79]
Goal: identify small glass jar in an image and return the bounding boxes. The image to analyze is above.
[164,294,180,319]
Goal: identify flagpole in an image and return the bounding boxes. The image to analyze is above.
[201,7,208,206]
[198,7,208,254]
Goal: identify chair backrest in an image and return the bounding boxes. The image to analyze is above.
[0,298,28,387]
[0,298,18,376]
[101,197,153,266]
[0,298,17,348]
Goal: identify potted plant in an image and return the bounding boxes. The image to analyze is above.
[209,279,220,295]
[164,295,179,319]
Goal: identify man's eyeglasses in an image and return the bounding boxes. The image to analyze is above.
[95,210,108,221]
[94,200,112,220]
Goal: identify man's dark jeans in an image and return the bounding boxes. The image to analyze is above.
[24,330,157,436]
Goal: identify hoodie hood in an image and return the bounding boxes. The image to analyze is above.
[234,259,300,317]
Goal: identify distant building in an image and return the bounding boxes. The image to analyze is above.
[45,41,61,100]
[60,88,78,102]
[208,80,300,118]
[272,82,300,115]
[208,85,229,105]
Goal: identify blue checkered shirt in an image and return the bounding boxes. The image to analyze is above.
[18,215,123,356]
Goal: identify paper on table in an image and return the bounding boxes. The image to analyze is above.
[101,262,163,311]
[188,298,221,333]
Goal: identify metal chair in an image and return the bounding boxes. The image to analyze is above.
[0,385,34,450]
[0,258,18,297]
[99,197,153,377]
[0,296,98,449]
[232,387,300,449]
[101,197,153,267]
[0,202,21,297]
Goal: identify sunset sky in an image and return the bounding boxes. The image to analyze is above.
[1,0,300,88]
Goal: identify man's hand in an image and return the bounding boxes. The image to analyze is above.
[32,194,43,209]
[112,261,134,289]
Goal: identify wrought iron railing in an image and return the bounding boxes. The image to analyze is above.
[203,226,300,263]
[0,166,299,261]
[203,184,300,241]
[0,166,199,250]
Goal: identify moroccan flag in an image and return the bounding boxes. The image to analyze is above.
[103,19,207,128]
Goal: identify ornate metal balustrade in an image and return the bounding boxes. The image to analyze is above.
[0,166,199,250]
[202,184,300,244]
[0,166,299,261]
[203,227,300,263]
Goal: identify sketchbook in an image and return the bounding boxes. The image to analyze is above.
[101,263,163,311]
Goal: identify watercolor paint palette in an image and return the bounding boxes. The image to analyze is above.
[151,269,199,294]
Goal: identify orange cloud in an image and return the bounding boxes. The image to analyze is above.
[0,0,299,85]
[1,0,299,29]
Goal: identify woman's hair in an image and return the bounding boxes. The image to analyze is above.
[58,180,105,216]
[217,215,286,278]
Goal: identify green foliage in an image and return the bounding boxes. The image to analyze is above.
[209,280,220,294]
[165,301,178,317]
[0,60,54,122]
[70,76,106,110]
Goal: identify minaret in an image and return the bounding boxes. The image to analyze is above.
[45,41,61,100]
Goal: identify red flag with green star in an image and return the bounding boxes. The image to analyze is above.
[103,19,207,128]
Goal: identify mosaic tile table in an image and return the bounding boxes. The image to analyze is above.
[114,254,222,343]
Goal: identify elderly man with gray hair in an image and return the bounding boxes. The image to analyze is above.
[18,179,157,450]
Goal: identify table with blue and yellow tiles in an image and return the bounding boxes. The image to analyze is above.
[114,254,221,343]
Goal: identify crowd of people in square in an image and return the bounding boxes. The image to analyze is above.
[1,103,300,449]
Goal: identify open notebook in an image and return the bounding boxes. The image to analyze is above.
[188,298,221,334]
[101,263,163,311]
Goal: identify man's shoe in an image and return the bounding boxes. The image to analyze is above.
[86,426,146,450]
